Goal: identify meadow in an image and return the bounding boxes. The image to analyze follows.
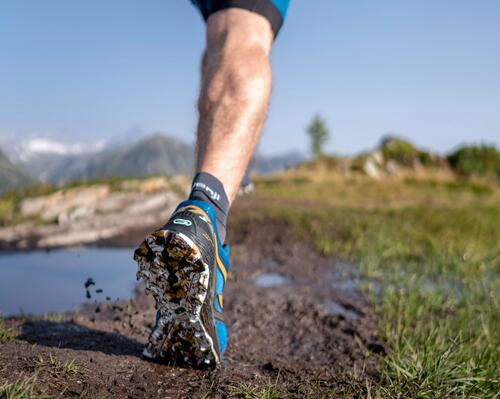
[250,171,500,397]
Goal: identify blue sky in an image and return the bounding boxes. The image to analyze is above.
[0,0,499,155]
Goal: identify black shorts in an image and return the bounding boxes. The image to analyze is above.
[190,0,290,37]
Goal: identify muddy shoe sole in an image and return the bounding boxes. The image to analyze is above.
[134,230,219,369]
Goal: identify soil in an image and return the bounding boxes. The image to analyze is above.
[0,198,385,398]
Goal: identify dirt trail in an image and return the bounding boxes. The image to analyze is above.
[0,201,384,398]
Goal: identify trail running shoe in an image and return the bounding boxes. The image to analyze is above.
[133,200,229,369]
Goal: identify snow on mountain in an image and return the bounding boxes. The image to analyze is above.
[0,135,107,183]
[15,138,106,162]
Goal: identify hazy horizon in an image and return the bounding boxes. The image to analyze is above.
[1,129,498,160]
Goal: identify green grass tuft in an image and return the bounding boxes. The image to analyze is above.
[35,354,88,376]
[45,314,65,323]
[0,376,53,399]
[227,382,282,399]
[0,319,17,343]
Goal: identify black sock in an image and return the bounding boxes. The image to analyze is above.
[189,172,229,242]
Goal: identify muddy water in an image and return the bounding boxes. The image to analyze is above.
[0,247,137,316]
[254,272,289,287]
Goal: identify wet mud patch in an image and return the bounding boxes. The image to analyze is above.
[0,205,385,397]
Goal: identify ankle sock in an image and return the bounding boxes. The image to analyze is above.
[188,172,229,242]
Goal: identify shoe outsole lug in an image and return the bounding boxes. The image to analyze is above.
[134,230,219,369]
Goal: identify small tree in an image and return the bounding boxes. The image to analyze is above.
[306,114,329,159]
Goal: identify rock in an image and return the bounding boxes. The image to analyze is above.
[362,151,384,180]
[58,205,95,225]
[126,193,175,215]
[139,177,171,193]
[385,160,399,175]
[36,226,119,247]
[20,185,110,221]
[0,180,184,250]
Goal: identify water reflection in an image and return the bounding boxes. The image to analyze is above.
[255,272,289,288]
[0,247,136,316]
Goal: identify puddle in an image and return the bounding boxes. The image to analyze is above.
[331,279,358,292]
[328,260,361,293]
[333,260,360,278]
[255,273,289,288]
[266,259,282,269]
[328,260,382,297]
[324,299,361,320]
[420,277,467,299]
[0,247,137,316]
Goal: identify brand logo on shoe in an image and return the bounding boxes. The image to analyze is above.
[192,182,221,201]
[173,218,192,226]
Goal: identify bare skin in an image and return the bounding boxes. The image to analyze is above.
[195,9,274,203]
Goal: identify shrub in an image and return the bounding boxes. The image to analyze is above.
[380,136,418,164]
[447,145,500,178]
[380,135,445,168]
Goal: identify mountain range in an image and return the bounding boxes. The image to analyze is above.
[0,134,304,193]
[0,150,34,193]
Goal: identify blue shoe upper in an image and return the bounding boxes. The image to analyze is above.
[175,199,230,355]
[176,199,230,267]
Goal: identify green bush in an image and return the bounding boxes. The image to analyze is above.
[379,135,443,167]
[350,152,371,171]
[380,136,418,163]
[447,145,500,178]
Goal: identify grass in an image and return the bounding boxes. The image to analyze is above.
[0,376,53,399]
[0,320,17,343]
[0,196,19,227]
[35,354,88,376]
[227,371,283,399]
[250,173,500,398]
[45,314,65,323]
[0,376,81,399]
[227,382,282,399]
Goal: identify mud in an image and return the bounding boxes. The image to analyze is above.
[0,200,385,397]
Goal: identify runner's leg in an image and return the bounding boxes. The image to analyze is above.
[195,8,273,203]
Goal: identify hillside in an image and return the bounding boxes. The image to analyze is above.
[251,151,305,174]
[3,134,307,186]
[81,134,195,180]
[3,133,497,192]
[0,150,34,194]
[5,134,195,185]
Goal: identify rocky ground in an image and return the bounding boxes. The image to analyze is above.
[0,196,384,398]
[0,177,188,250]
